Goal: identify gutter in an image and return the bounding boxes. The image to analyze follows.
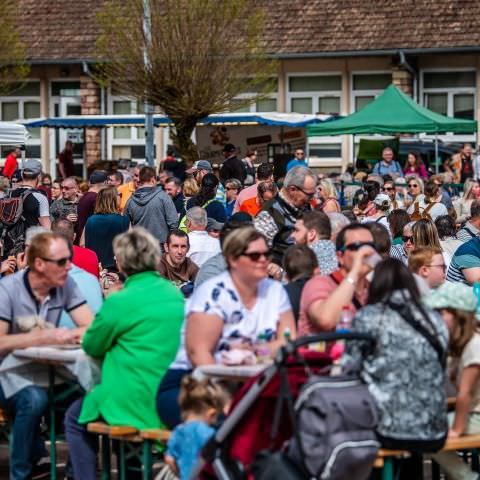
[271,45,480,59]
[398,51,418,102]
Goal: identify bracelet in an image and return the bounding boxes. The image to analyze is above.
[345,276,356,286]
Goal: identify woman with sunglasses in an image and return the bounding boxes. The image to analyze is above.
[405,175,424,207]
[318,178,341,213]
[390,221,416,265]
[156,226,295,428]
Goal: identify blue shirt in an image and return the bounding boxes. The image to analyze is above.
[372,160,403,176]
[286,158,307,172]
[59,266,103,329]
[447,237,480,285]
[166,421,215,480]
[85,214,130,270]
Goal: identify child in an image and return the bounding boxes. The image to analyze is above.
[426,282,480,480]
[163,375,227,480]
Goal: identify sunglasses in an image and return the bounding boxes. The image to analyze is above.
[408,184,419,188]
[226,186,239,191]
[340,241,376,252]
[294,186,316,198]
[240,250,272,262]
[40,255,72,267]
[383,187,394,191]
[402,235,414,243]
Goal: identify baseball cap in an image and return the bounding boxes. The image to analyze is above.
[22,159,42,176]
[89,170,108,185]
[207,217,224,232]
[425,282,478,313]
[229,212,252,224]
[222,143,236,153]
[186,160,213,174]
[374,193,391,207]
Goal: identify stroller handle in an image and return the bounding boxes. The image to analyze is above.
[277,331,375,363]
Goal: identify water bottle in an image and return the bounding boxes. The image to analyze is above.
[256,333,271,364]
[473,283,480,318]
[337,306,353,332]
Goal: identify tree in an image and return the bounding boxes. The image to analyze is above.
[95,0,276,164]
[0,0,30,95]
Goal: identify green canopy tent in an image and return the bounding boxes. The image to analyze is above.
[307,84,478,172]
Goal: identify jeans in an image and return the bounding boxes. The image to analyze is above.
[432,412,480,480]
[0,384,48,480]
[156,369,190,429]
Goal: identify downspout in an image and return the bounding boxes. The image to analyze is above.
[398,51,417,103]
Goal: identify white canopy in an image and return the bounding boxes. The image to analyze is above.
[0,122,28,145]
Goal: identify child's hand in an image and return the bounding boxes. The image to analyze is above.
[164,454,178,475]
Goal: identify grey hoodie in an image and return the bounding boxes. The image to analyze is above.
[125,186,178,243]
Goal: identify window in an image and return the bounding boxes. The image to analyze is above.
[108,93,147,160]
[51,81,81,97]
[230,78,278,113]
[351,73,392,112]
[422,70,476,120]
[287,74,341,114]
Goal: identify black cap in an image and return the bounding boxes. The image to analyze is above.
[229,212,252,224]
[89,170,108,185]
[222,143,236,153]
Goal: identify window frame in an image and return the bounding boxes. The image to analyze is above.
[350,70,392,113]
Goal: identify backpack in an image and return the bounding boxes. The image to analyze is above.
[178,198,214,233]
[0,189,33,258]
[287,369,380,480]
[410,201,435,222]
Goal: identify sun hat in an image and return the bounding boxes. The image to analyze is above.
[425,282,478,313]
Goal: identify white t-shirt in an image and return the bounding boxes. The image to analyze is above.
[187,231,221,268]
[171,270,291,370]
[459,332,480,412]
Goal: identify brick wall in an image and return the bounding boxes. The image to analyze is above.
[80,76,101,165]
[392,68,413,97]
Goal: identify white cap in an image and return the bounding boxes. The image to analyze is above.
[374,193,391,206]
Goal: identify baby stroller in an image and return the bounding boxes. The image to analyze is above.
[197,331,376,480]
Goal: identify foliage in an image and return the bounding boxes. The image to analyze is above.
[95,0,276,164]
[0,0,30,95]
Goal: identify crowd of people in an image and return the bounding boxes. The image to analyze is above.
[0,141,480,479]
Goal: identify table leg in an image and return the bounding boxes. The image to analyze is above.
[382,458,394,480]
[142,440,152,480]
[101,435,111,480]
[48,366,57,480]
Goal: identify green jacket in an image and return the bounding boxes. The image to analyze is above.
[79,271,184,429]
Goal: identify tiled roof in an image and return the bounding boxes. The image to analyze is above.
[16,0,480,62]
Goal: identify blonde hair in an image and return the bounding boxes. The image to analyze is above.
[183,177,200,197]
[463,179,479,200]
[113,227,161,276]
[412,219,441,249]
[179,375,227,420]
[406,175,424,194]
[319,178,338,199]
[94,186,119,214]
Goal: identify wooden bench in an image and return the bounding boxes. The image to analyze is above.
[375,434,480,480]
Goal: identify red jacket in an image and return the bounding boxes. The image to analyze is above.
[3,153,18,179]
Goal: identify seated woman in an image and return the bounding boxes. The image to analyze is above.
[347,258,448,452]
[65,228,184,480]
[157,226,296,429]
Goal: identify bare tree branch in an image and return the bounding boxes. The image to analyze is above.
[95,0,276,164]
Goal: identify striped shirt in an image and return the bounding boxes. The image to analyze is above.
[457,222,480,243]
[446,237,480,285]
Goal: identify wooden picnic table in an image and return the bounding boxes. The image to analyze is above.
[194,362,270,382]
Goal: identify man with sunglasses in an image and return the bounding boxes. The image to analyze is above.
[383,180,404,209]
[50,176,79,223]
[254,166,317,265]
[0,231,93,480]
[298,224,376,336]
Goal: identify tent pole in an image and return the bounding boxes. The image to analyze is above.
[435,133,439,174]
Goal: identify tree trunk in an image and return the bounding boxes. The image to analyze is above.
[170,120,199,166]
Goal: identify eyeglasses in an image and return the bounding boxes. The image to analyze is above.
[240,250,272,262]
[427,264,447,272]
[61,185,74,190]
[294,186,316,198]
[340,241,376,252]
[402,235,414,243]
[40,255,72,267]
[226,186,239,191]
[383,187,394,191]
[408,184,419,188]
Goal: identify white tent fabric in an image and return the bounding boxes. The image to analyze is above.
[0,122,28,145]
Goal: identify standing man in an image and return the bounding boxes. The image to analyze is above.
[58,140,75,179]
[286,148,307,172]
[107,172,123,188]
[125,166,178,244]
[444,143,474,184]
[118,166,140,211]
[50,177,79,223]
[159,229,199,285]
[163,177,185,218]
[187,160,226,205]
[0,232,93,480]
[234,162,274,213]
[219,143,246,184]
[372,147,403,176]
[75,171,107,244]
[1,159,51,259]
[254,166,317,265]
[3,147,21,179]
